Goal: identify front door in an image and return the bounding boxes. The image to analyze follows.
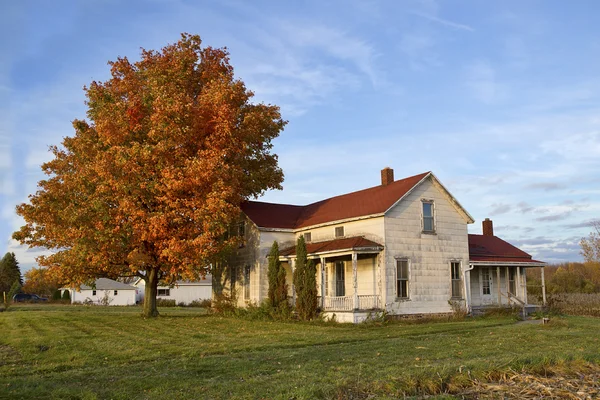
[480,267,494,305]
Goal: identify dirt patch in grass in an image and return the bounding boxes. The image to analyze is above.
[0,345,21,366]
[460,362,600,399]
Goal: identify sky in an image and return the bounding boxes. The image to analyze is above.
[2,0,600,273]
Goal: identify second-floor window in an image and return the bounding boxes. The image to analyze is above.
[422,200,435,233]
[335,226,344,238]
[303,232,312,242]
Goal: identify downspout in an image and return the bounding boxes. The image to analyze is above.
[463,263,475,314]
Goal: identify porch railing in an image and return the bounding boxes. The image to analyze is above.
[357,295,379,310]
[321,295,380,311]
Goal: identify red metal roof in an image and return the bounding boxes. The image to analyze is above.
[468,234,544,264]
[280,236,383,257]
[242,172,430,229]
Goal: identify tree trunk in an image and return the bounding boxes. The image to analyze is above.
[142,268,160,318]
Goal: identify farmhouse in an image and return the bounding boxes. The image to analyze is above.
[63,278,137,306]
[215,168,547,322]
[134,277,212,305]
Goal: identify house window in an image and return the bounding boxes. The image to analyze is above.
[244,265,251,300]
[114,290,118,296]
[335,226,344,238]
[422,200,435,233]
[334,261,345,296]
[451,262,462,298]
[238,221,245,237]
[158,288,170,296]
[396,259,409,299]
[508,268,516,294]
[303,232,312,242]
[92,290,96,296]
[231,266,237,290]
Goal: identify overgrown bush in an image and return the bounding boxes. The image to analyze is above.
[448,300,468,320]
[210,291,236,314]
[189,299,211,308]
[156,299,176,307]
[52,289,62,301]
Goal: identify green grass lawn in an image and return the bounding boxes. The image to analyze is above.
[1,305,599,399]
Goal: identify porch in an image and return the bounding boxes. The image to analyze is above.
[467,262,547,313]
[280,236,384,313]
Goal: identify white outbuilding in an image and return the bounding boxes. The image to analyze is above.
[63,278,138,306]
[134,276,212,305]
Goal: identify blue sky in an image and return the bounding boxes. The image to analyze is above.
[2,0,600,272]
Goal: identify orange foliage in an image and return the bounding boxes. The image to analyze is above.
[22,267,62,297]
[13,34,285,315]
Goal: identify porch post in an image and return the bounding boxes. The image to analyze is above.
[352,252,358,310]
[290,258,296,306]
[522,267,528,304]
[516,265,522,301]
[541,266,547,306]
[496,267,501,305]
[320,256,326,308]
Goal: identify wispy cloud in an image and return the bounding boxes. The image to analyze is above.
[489,203,512,215]
[524,182,566,191]
[411,11,474,32]
[465,60,506,104]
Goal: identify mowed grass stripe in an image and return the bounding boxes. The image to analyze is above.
[2,306,600,399]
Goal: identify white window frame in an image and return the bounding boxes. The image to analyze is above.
[450,261,462,299]
[395,258,410,300]
[92,290,96,296]
[114,290,118,296]
[303,232,312,242]
[335,226,344,238]
[421,199,435,233]
[157,288,170,297]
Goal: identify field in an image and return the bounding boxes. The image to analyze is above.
[1,305,600,399]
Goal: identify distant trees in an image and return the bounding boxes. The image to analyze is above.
[580,221,600,264]
[23,267,62,297]
[293,236,318,320]
[528,262,600,295]
[267,241,288,310]
[0,252,22,295]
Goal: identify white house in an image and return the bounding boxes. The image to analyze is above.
[215,168,546,323]
[134,277,213,305]
[64,278,137,306]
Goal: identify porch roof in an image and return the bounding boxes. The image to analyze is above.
[280,236,383,258]
[468,234,545,265]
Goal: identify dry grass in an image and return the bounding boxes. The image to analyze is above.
[461,361,600,399]
[546,293,600,317]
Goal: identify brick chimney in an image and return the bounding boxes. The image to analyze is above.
[381,167,394,186]
[482,218,494,236]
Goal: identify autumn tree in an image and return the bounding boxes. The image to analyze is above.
[581,221,600,264]
[267,241,287,310]
[293,236,318,320]
[23,267,62,297]
[0,252,22,294]
[13,34,285,318]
